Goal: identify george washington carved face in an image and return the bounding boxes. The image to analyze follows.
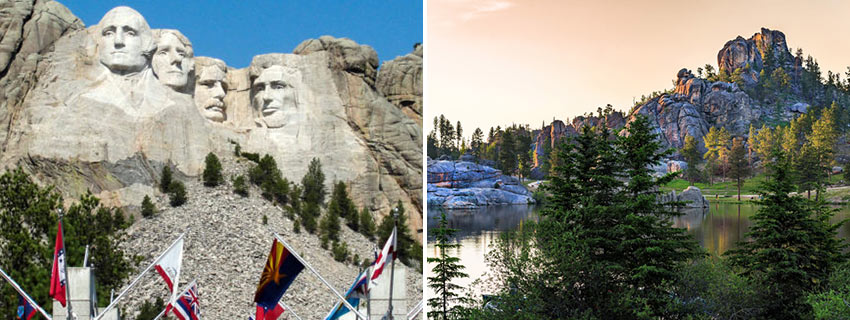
[97,6,154,75]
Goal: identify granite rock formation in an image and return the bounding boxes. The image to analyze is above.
[427,159,534,209]
[376,43,423,125]
[660,186,710,208]
[0,3,422,235]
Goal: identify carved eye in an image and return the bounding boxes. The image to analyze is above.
[254,84,265,92]
[272,83,286,90]
[127,30,137,36]
[103,30,114,36]
[157,49,168,55]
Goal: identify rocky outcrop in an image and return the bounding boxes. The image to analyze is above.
[0,3,422,236]
[530,112,626,177]
[376,43,422,124]
[717,28,799,86]
[427,160,534,209]
[661,186,710,208]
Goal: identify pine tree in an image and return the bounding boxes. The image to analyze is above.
[320,205,341,241]
[498,130,516,176]
[232,175,248,197]
[377,201,417,265]
[301,158,326,206]
[726,151,846,318]
[427,210,470,319]
[703,126,730,184]
[202,152,223,187]
[141,195,156,218]
[359,207,375,239]
[470,128,484,162]
[168,180,187,207]
[681,134,702,185]
[160,165,173,193]
[728,137,751,200]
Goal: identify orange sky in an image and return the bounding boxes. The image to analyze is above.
[425,0,850,138]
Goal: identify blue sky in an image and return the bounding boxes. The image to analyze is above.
[63,1,423,68]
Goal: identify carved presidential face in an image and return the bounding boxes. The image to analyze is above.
[252,65,297,128]
[97,7,152,75]
[194,64,227,122]
[152,32,192,90]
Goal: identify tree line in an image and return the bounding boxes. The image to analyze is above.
[429,115,850,319]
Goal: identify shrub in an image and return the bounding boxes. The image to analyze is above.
[242,152,260,163]
[168,180,187,207]
[233,175,248,197]
[141,195,156,218]
[262,215,268,225]
[301,158,326,206]
[301,202,319,233]
[332,241,349,263]
[293,218,301,233]
[321,234,330,250]
[160,166,173,193]
[202,153,223,187]
[136,297,166,320]
[320,206,341,241]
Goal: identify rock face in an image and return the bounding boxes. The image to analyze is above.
[377,43,422,125]
[530,112,626,177]
[0,3,422,235]
[717,28,798,86]
[427,160,534,209]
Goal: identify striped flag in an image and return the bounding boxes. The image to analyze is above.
[171,280,200,320]
[370,226,397,283]
[49,220,67,307]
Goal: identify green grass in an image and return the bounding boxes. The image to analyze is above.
[664,172,849,198]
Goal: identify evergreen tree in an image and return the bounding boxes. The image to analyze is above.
[232,175,248,197]
[320,205,341,241]
[359,207,375,239]
[160,165,173,193]
[455,120,463,154]
[327,181,358,231]
[498,129,516,176]
[301,202,319,233]
[427,210,470,320]
[141,195,156,218]
[202,152,223,187]
[470,128,484,162]
[136,297,166,320]
[168,180,187,207]
[301,158,326,206]
[377,201,418,266]
[681,134,702,185]
[728,137,751,200]
[754,124,779,169]
[703,126,730,184]
[726,151,846,318]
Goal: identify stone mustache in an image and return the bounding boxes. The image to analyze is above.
[1,5,424,232]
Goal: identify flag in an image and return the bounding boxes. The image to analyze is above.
[254,302,284,320]
[370,226,397,282]
[16,295,36,320]
[156,237,184,315]
[171,281,201,320]
[49,220,67,307]
[254,239,304,320]
[325,269,370,320]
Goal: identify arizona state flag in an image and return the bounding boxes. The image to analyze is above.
[254,239,303,320]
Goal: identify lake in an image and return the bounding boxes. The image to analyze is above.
[425,202,850,300]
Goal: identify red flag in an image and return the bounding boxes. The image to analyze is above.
[255,301,285,320]
[49,221,67,306]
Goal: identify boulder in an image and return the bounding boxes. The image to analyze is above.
[667,160,687,173]
[376,43,422,124]
[678,186,710,208]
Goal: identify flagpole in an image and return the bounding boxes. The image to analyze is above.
[58,212,74,320]
[273,233,369,320]
[152,279,197,320]
[278,299,303,320]
[387,213,398,320]
[0,266,53,320]
[406,299,423,320]
[95,233,185,320]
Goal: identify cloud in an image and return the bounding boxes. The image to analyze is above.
[430,0,515,27]
[461,1,514,21]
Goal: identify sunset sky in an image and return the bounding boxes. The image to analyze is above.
[426,0,850,138]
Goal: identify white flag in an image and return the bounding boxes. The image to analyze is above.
[155,237,184,300]
[370,226,397,283]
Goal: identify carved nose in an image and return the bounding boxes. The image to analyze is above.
[114,32,125,47]
[212,83,225,99]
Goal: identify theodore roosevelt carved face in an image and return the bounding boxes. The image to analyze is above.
[97,6,154,75]
[194,58,227,122]
[152,30,193,91]
[252,65,297,128]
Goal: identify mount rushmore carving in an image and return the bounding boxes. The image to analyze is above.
[0,4,423,232]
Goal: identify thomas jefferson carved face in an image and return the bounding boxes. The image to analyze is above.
[97,7,153,75]
[252,65,297,128]
[194,62,227,122]
[152,31,193,91]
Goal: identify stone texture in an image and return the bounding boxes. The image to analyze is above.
[427,159,534,209]
[530,112,626,177]
[376,43,422,125]
[0,4,422,237]
[717,27,798,86]
[678,186,710,208]
[114,156,422,319]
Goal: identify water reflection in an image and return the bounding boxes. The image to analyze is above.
[426,202,850,299]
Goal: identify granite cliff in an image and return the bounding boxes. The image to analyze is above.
[0,2,422,234]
